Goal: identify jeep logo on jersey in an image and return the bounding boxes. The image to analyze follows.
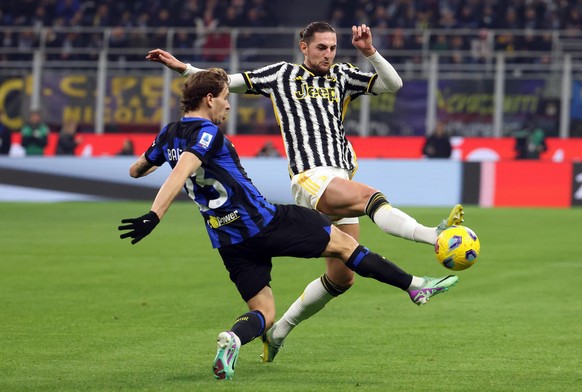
[198,132,213,149]
[207,210,240,229]
[294,82,339,102]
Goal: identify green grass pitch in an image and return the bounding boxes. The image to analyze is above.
[1,202,581,391]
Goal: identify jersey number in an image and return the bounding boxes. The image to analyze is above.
[186,167,228,211]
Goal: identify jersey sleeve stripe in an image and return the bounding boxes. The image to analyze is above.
[242,72,254,90]
[367,74,378,93]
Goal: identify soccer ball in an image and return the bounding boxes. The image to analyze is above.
[435,226,480,271]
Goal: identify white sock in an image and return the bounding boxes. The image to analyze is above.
[372,205,437,244]
[272,277,334,344]
[407,276,425,291]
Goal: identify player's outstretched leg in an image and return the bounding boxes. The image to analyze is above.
[365,193,465,245]
[343,245,460,307]
[408,275,459,306]
[437,204,465,235]
[213,331,240,380]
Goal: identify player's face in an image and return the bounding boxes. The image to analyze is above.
[211,85,230,125]
[301,32,337,75]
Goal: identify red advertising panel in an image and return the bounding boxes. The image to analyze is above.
[494,161,572,207]
[10,133,288,157]
[8,134,582,161]
[455,137,582,162]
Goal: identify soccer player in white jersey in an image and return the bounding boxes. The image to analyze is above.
[146,21,464,362]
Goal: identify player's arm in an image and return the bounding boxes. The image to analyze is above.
[146,48,248,93]
[351,24,403,93]
[146,48,188,73]
[366,51,403,93]
[150,151,201,220]
[119,152,201,244]
[129,154,159,178]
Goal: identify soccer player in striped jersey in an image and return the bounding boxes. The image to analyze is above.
[146,21,464,362]
[118,68,459,380]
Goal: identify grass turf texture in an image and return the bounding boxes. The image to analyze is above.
[1,202,581,391]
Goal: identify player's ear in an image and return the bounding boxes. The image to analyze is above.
[299,40,307,54]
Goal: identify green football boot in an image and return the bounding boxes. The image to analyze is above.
[437,204,464,235]
[408,275,459,306]
[260,325,283,363]
[213,331,240,380]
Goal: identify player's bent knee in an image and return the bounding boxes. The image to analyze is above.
[323,264,355,291]
[326,226,359,254]
[361,187,379,204]
[334,275,355,290]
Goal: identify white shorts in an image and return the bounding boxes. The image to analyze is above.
[290,167,359,226]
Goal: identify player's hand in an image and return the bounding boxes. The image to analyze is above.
[118,211,160,245]
[352,24,375,57]
[146,49,187,74]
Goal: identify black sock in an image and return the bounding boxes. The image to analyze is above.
[345,245,413,290]
[230,310,266,345]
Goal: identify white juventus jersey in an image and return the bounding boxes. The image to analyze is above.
[242,62,377,176]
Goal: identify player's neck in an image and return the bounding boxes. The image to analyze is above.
[184,109,210,121]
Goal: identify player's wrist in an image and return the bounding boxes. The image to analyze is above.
[179,63,192,76]
[146,210,160,224]
[363,47,378,58]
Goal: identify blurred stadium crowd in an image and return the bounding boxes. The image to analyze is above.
[327,0,581,65]
[0,0,580,144]
[1,0,580,65]
[2,0,580,30]
[0,0,278,29]
[328,0,581,30]
[0,0,279,62]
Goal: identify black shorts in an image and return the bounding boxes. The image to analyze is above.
[218,204,332,302]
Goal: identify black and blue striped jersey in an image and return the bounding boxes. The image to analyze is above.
[144,117,276,248]
[241,62,377,176]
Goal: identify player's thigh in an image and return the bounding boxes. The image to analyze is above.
[218,245,273,303]
[338,221,360,241]
[249,204,331,258]
[291,167,351,212]
[318,177,377,216]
